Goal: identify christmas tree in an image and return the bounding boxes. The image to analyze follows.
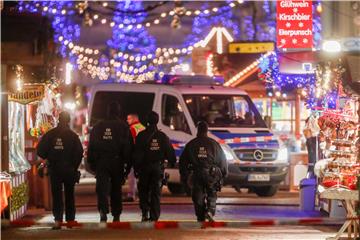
[184,2,241,47]
[107,0,156,81]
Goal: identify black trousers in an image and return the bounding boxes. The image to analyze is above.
[96,167,123,217]
[138,168,162,221]
[306,137,317,174]
[192,179,217,221]
[49,170,76,222]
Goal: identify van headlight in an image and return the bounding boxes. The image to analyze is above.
[276,147,288,162]
[221,144,236,162]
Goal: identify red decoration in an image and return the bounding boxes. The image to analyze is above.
[276,0,313,49]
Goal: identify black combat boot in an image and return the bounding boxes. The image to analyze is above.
[100,211,107,222]
[141,211,150,222]
[205,211,214,222]
[113,215,120,222]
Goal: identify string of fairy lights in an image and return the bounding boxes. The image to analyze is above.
[17,0,249,81]
[81,0,245,29]
[67,38,203,81]
[17,1,322,85]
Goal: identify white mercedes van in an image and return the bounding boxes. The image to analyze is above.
[87,75,289,197]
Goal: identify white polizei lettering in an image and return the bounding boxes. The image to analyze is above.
[103,128,113,140]
[54,138,64,150]
[150,139,160,151]
[197,147,208,158]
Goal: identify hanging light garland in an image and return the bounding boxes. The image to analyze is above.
[80,0,245,31]
[314,60,346,109]
[256,51,345,109]
[17,1,323,83]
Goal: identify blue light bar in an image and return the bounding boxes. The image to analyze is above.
[157,74,224,85]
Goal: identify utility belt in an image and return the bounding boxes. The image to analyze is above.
[192,166,223,191]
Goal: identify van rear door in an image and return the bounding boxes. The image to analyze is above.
[90,90,156,127]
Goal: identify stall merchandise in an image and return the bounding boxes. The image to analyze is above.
[0,172,12,213]
[315,97,359,240]
[29,86,62,138]
[317,99,359,191]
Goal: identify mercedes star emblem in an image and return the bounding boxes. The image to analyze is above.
[253,150,264,161]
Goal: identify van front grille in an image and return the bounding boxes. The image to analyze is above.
[234,149,278,162]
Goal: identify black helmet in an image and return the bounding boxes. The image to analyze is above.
[197,121,208,136]
[59,111,71,125]
[107,102,121,119]
[147,111,159,125]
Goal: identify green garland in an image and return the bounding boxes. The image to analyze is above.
[10,183,29,213]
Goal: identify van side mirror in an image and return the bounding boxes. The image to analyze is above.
[264,115,272,129]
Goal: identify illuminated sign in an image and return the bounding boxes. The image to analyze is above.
[229,42,275,53]
[9,84,45,104]
[277,0,313,49]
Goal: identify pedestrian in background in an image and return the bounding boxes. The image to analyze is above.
[179,121,227,222]
[303,114,320,178]
[125,113,145,202]
[87,102,133,222]
[133,111,176,221]
[37,111,83,229]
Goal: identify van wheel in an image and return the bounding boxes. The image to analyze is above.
[167,183,185,195]
[253,185,278,197]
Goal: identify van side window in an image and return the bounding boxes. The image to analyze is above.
[161,94,191,134]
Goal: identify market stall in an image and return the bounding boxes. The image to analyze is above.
[3,80,63,219]
[6,99,31,220]
[314,59,360,239]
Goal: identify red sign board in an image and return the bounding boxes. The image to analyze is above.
[276,0,313,49]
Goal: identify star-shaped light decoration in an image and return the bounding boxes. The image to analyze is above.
[281,39,286,44]
[299,22,304,27]
[293,8,298,13]
[286,22,291,28]
[303,38,308,43]
[292,39,298,44]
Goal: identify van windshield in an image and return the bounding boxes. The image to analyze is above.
[183,94,267,128]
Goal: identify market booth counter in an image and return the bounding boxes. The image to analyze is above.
[319,187,359,240]
[1,83,61,219]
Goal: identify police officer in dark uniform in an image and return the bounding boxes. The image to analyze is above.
[133,111,176,221]
[179,121,227,222]
[37,111,83,229]
[87,102,132,222]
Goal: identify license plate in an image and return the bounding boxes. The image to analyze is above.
[248,174,270,182]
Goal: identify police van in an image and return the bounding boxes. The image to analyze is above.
[87,75,288,197]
